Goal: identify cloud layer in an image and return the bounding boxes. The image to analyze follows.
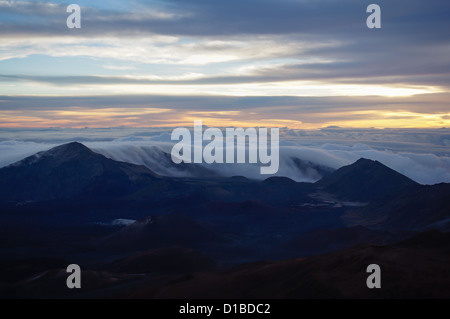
[1,94,450,129]
[0,0,449,129]
[1,127,449,185]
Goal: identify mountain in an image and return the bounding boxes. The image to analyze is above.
[262,176,298,187]
[345,182,450,230]
[316,158,418,202]
[0,142,160,201]
[0,144,448,299]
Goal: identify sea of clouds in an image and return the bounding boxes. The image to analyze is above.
[1,127,449,185]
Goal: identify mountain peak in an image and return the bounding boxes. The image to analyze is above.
[262,176,297,186]
[49,141,89,152]
[355,157,376,164]
[43,141,94,156]
[354,158,381,166]
[316,158,418,202]
[0,142,160,201]
[8,142,95,168]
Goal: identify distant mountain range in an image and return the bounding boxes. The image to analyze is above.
[1,142,447,230]
[0,142,449,298]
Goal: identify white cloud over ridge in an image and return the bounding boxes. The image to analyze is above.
[1,128,449,185]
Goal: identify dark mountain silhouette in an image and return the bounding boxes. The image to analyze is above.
[316,158,418,202]
[127,230,450,299]
[0,142,160,201]
[345,182,450,230]
[0,143,449,299]
[262,176,298,187]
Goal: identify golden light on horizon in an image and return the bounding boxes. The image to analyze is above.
[1,107,449,129]
[318,111,450,129]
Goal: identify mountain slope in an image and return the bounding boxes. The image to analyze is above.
[128,230,450,299]
[0,142,160,201]
[99,214,228,252]
[344,182,450,230]
[284,226,389,257]
[316,158,418,202]
[111,247,217,274]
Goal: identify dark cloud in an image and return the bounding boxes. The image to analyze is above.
[1,93,448,115]
[0,1,449,129]
[3,54,450,89]
[1,0,449,40]
[1,1,449,90]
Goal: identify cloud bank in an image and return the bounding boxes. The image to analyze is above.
[0,1,449,129]
[1,127,449,185]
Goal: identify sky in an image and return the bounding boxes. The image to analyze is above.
[0,0,449,128]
